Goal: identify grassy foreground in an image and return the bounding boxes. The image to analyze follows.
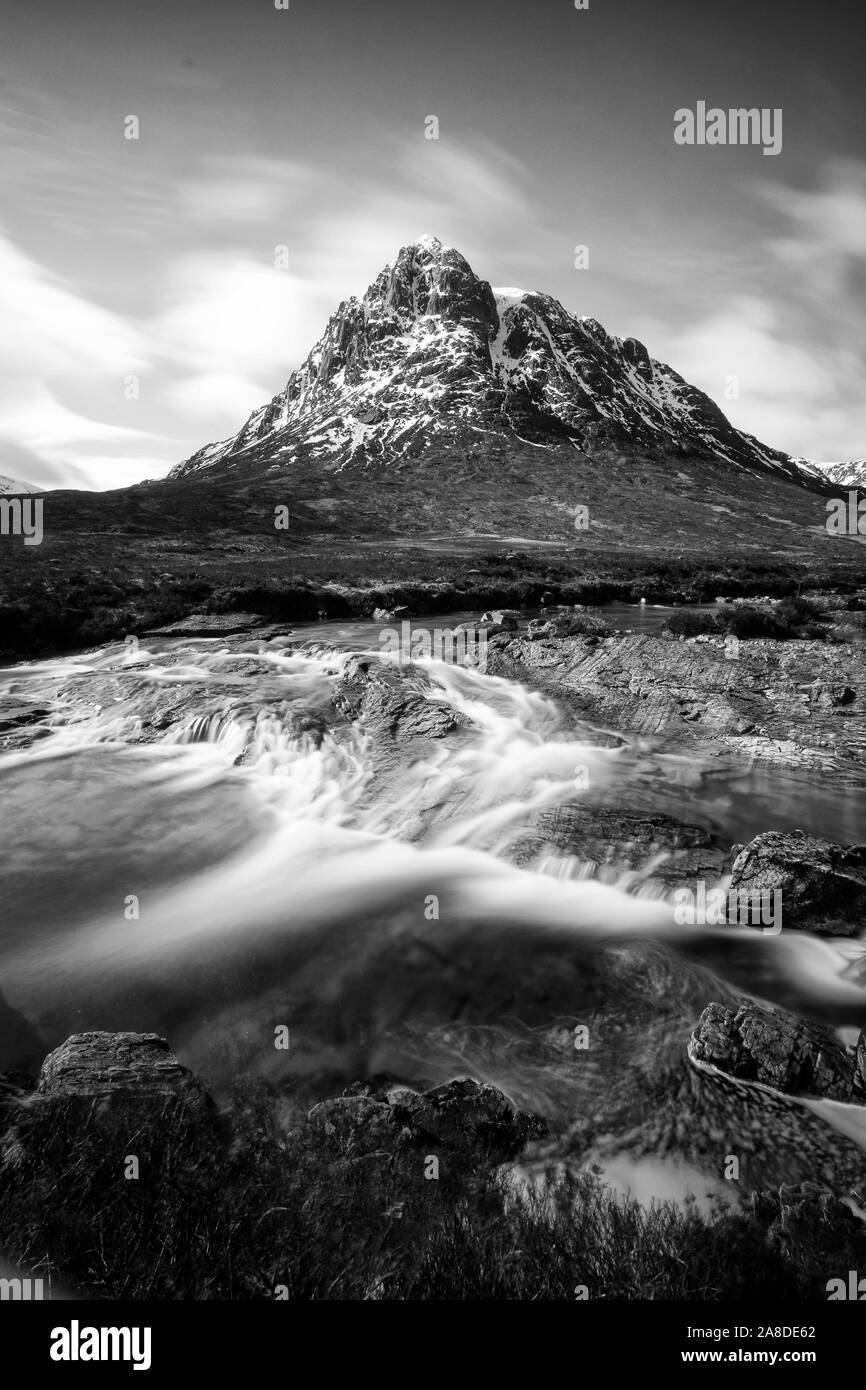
[1,1083,862,1300]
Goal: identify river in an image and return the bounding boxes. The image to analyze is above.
[1,613,865,1138]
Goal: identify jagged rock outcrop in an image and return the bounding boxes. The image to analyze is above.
[621,336,652,377]
[729,831,866,936]
[690,1001,862,1100]
[170,236,801,481]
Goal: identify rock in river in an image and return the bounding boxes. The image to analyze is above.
[729,830,866,936]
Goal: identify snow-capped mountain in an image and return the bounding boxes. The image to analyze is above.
[171,236,802,483]
[794,459,866,488]
[0,475,42,494]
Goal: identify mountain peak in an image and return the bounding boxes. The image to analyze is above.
[368,236,498,341]
[170,239,801,484]
[409,233,445,254]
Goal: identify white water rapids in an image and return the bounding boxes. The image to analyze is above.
[1,627,865,1121]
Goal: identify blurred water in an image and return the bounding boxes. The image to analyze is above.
[0,624,864,1112]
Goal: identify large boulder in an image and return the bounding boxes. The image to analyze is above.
[372,605,410,622]
[0,1033,219,1186]
[385,1077,546,1156]
[309,1077,545,1167]
[334,655,469,740]
[37,1031,211,1107]
[690,1001,859,1100]
[527,609,610,641]
[729,830,866,936]
[481,610,520,630]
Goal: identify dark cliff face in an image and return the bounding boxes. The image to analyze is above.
[170,234,800,481]
[379,239,501,346]
[284,239,500,410]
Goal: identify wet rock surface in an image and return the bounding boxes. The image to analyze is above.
[512,805,727,887]
[729,830,866,936]
[690,1001,861,1100]
[333,653,470,741]
[143,612,293,638]
[486,631,866,781]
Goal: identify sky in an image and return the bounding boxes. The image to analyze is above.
[1,0,864,490]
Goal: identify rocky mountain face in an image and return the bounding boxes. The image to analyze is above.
[170,235,803,484]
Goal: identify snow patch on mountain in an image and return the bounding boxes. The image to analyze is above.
[800,460,866,487]
[0,475,42,495]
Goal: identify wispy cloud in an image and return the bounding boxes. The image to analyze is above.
[0,230,161,488]
[636,162,866,461]
[644,294,866,461]
[0,231,150,379]
[1,138,538,488]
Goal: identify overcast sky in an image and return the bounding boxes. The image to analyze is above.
[1,0,864,490]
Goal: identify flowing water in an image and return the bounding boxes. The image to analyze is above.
[2,618,866,1180]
